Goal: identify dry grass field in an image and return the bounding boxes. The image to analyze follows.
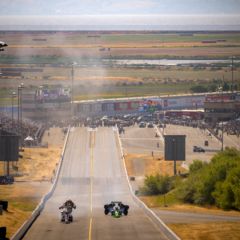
[169,222,240,240]
[1,31,240,57]
[124,153,186,177]
[0,182,49,239]
[0,147,62,181]
[0,128,64,238]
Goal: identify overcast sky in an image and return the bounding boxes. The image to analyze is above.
[0,0,240,26]
[1,0,240,15]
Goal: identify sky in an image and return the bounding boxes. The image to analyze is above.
[0,0,240,27]
[0,0,240,15]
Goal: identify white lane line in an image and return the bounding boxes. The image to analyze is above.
[88,217,93,240]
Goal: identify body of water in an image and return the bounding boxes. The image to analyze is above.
[104,59,239,66]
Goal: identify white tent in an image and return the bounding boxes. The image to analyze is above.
[24,136,34,141]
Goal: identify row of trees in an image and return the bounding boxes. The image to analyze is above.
[190,82,239,93]
[141,148,240,210]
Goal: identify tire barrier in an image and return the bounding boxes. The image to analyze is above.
[11,127,70,240]
[115,127,181,240]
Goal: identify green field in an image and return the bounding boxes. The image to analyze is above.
[97,33,240,44]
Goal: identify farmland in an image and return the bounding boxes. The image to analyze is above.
[0,31,240,103]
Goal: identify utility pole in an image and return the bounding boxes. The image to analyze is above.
[219,78,224,151]
[11,91,16,129]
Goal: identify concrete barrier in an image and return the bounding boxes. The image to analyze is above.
[115,127,181,240]
[11,127,70,240]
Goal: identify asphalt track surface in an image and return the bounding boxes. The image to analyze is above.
[23,127,172,240]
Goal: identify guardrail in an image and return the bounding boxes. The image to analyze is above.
[11,127,70,240]
[115,127,181,240]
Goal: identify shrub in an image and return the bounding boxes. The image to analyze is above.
[177,148,240,209]
[189,160,207,173]
[213,166,240,210]
[141,174,173,195]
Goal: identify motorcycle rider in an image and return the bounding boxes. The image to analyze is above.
[59,199,76,222]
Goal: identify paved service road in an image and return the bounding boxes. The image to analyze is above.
[154,209,240,224]
[121,127,163,154]
[23,127,174,240]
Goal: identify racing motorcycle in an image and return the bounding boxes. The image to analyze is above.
[60,209,73,224]
[59,200,76,224]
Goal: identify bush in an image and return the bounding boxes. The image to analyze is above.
[177,148,240,209]
[190,85,208,93]
[189,160,207,173]
[213,166,240,210]
[141,174,173,195]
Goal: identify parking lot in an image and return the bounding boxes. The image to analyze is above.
[121,123,223,169]
[120,126,163,155]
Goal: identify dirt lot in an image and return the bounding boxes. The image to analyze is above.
[124,153,185,177]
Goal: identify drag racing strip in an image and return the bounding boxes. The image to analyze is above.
[116,128,180,240]
[22,128,92,240]
[88,129,96,240]
[89,127,175,240]
[22,127,178,240]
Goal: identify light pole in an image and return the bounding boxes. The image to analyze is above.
[17,86,20,133]
[218,83,224,151]
[11,91,16,129]
[71,62,77,119]
[18,83,24,147]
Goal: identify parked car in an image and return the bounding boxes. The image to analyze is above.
[139,122,146,128]
[147,123,154,128]
[193,146,205,152]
